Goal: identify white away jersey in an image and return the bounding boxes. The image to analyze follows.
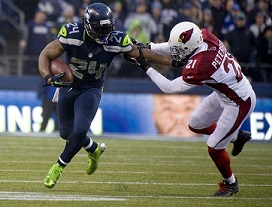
[182,29,253,104]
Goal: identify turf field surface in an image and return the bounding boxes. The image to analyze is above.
[0,136,271,207]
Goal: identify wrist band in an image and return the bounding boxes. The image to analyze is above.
[44,74,52,82]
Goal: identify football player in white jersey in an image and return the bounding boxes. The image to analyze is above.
[133,21,256,196]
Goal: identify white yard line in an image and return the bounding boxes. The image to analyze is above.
[0,180,271,187]
[0,191,271,201]
[0,191,125,201]
[0,160,271,168]
[0,169,272,177]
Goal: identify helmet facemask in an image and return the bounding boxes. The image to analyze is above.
[169,45,184,61]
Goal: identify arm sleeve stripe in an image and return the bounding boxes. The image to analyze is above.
[58,37,84,46]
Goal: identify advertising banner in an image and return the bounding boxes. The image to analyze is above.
[0,90,271,140]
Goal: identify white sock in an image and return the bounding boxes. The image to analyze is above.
[225,174,236,184]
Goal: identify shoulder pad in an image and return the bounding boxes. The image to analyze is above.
[105,31,133,53]
[58,22,85,40]
[109,31,132,46]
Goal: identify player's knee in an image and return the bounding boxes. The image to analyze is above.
[188,125,198,133]
[59,129,70,140]
[74,118,90,137]
[206,137,215,149]
[206,135,224,150]
[188,115,205,133]
[188,115,202,130]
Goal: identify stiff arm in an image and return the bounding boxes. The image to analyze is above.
[126,44,173,66]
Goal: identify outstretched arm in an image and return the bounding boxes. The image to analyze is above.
[126,43,186,68]
[146,67,196,93]
[134,47,196,93]
[126,44,173,66]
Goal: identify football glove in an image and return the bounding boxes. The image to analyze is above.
[44,72,72,87]
[124,38,150,64]
[135,47,150,72]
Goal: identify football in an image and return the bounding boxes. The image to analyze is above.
[50,59,73,82]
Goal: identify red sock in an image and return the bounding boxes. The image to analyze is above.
[189,123,217,135]
[208,146,232,179]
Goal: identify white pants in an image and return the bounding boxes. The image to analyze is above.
[189,91,256,149]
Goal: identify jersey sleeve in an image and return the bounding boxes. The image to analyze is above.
[146,67,196,93]
[150,42,170,56]
[57,23,84,50]
[104,31,133,53]
[120,32,133,52]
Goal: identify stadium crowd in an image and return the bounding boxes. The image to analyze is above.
[0,0,272,82]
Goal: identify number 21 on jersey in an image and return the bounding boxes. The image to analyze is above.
[185,60,197,68]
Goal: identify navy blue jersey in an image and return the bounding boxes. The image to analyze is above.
[57,22,133,89]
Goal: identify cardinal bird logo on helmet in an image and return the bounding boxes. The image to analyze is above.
[178,28,193,44]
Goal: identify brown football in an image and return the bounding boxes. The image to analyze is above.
[50,59,73,82]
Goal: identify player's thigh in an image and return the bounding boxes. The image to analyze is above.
[207,104,240,149]
[208,91,256,149]
[57,88,75,138]
[57,87,74,117]
[189,92,223,129]
[73,89,102,134]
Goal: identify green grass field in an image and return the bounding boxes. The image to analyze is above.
[0,135,271,207]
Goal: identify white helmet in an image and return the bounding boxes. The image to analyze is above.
[169,21,203,59]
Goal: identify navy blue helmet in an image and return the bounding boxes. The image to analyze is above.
[83,3,115,44]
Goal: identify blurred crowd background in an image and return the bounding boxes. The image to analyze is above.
[0,0,271,83]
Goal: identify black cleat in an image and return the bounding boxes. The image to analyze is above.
[214,179,239,196]
[232,130,251,156]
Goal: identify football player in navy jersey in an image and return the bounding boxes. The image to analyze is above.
[133,21,256,196]
[38,2,175,188]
